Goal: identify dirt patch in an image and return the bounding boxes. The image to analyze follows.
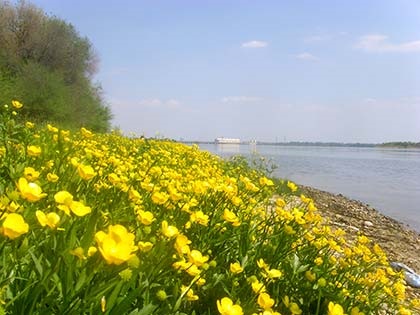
[300,185,420,299]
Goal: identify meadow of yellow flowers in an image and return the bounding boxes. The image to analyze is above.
[0,101,418,314]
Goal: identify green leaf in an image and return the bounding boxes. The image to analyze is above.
[28,250,43,277]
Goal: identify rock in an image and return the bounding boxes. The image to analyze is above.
[364,220,374,228]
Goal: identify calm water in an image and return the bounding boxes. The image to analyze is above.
[199,143,420,232]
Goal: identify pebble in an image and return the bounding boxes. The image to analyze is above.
[363,220,374,228]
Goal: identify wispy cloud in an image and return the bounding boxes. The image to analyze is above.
[355,34,420,53]
[241,40,268,48]
[295,52,318,61]
[221,96,261,103]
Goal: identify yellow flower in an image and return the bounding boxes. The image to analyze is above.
[257,292,275,310]
[289,303,302,315]
[217,297,243,315]
[287,181,298,192]
[161,220,179,238]
[70,247,86,260]
[35,211,60,229]
[47,124,59,133]
[252,280,267,293]
[223,209,241,227]
[17,178,47,202]
[138,241,154,252]
[47,173,59,182]
[230,262,244,274]
[69,201,91,216]
[137,210,155,225]
[95,224,137,265]
[305,270,316,282]
[314,257,323,266]
[181,285,199,301]
[54,191,90,216]
[275,198,286,208]
[188,249,209,267]
[174,234,191,255]
[259,177,274,186]
[77,164,96,180]
[266,268,282,279]
[151,191,169,205]
[80,127,93,138]
[257,258,269,270]
[24,167,40,181]
[190,210,209,226]
[87,246,97,256]
[328,302,344,315]
[283,296,302,315]
[25,121,35,128]
[351,307,365,315]
[12,100,23,109]
[2,213,29,239]
[54,191,74,215]
[27,145,42,157]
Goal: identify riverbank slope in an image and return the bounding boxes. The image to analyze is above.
[301,186,420,298]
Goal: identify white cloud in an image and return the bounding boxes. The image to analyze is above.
[295,52,318,61]
[241,40,268,48]
[355,34,420,53]
[221,96,261,103]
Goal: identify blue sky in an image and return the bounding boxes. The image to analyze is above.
[30,0,420,142]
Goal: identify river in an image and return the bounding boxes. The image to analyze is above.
[199,143,420,232]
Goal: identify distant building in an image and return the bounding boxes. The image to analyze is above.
[215,137,241,144]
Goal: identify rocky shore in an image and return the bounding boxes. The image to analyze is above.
[300,186,420,299]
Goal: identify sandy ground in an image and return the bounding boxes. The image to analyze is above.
[300,186,420,300]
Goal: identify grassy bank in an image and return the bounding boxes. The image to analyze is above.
[0,102,418,314]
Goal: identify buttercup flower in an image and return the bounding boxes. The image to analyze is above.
[24,167,40,181]
[151,191,169,205]
[161,220,179,238]
[190,210,209,226]
[69,201,91,216]
[36,211,60,229]
[188,249,209,267]
[95,224,137,265]
[17,178,47,202]
[54,191,91,216]
[137,210,154,225]
[77,164,96,180]
[181,285,199,301]
[223,209,241,227]
[328,302,344,315]
[138,241,153,252]
[2,213,29,239]
[12,100,23,109]
[257,292,275,310]
[174,234,191,255]
[230,262,244,274]
[25,121,35,128]
[27,145,42,157]
[217,297,243,315]
[80,127,93,138]
[287,181,298,192]
[47,173,59,182]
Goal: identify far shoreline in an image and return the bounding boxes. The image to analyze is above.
[182,140,420,149]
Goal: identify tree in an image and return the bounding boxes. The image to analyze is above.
[0,0,111,131]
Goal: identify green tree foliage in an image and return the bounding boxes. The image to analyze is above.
[0,0,111,131]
